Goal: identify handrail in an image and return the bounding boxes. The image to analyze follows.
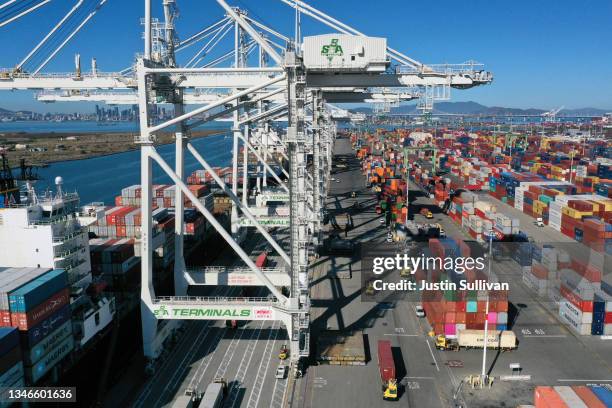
[153,296,278,304]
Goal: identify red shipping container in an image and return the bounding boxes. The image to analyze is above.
[534,386,569,408]
[571,386,607,408]
[560,285,593,313]
[116,226,127,237]
[10,288,70,330]
[531,264,549,280]
[605,312,612,324]
[455,312,467,324]
[0,311,10,327]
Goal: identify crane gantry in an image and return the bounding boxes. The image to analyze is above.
[0,0,492,375]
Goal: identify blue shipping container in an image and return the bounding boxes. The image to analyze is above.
[25,321,72,366]
[21,305,71,348]
[8,269,67,313]
[589,386,612,407]
[0,327,19,357]
[25,335,74,384]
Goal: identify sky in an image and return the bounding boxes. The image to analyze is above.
[0,0,611,113]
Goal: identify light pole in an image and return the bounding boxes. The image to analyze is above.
[481,229,493,385]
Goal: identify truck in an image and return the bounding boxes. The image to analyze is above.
[318,236,355,256]
[420,208,433,219]
[200,378,227,408]
[332,213,352,231]
[377,340,398,400]
[436,330,517,351]
[171,395,195,408]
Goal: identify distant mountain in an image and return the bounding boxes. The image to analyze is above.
[353,102,610,117]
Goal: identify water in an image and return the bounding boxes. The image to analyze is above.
[0,120,229,134]
[33,133,234,204]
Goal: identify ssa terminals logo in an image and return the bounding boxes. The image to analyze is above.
[321,38,344,61]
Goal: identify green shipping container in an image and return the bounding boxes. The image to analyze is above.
[539,195,552,204]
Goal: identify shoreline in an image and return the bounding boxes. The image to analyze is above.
[2,128,229,167]
[37,130,229,166]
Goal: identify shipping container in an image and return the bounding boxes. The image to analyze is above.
[0,327,19,357]
[0,361,24,388]
[8,269,68,313]
[21,305,71,348]
[10,288,70,330]
[25,335,74,384]
[23,321,73,366]
[571,386,606,408]
[589,386,612,407]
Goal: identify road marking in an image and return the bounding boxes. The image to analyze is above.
[522,335,567,338]
[403,376,434,380]
[246,322,281,408]
[160,322,214,401]
[601,335,612,340]
[131,321,201,407]
[384,333,419,337]
[425,339,440,372]
[558,379,612,382]
[227,320,266,408]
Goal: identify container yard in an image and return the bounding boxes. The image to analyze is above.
[1,0,611,407]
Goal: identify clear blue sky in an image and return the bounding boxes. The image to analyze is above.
[0,0,610,113]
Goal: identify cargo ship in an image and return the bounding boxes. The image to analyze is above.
[0,161,237,402]
[0,176,115,388]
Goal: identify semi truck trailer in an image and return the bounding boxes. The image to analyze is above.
[377,340,398,400]
[436,329,517,351]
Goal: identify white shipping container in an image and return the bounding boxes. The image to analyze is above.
[559,300,592,324]
[558,309,591,335]
[554,386,588,408]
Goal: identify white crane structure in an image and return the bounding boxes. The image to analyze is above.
[0,0,492,375]
[542,105,565,122]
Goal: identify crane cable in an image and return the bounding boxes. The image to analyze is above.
[20,0,102,73]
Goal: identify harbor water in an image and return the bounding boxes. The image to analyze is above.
[32,132,234,204]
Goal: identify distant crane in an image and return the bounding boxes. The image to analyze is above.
[541,106,564,122]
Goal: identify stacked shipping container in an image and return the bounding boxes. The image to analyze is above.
[534,385,612,408]
[419,238,509,337]
[0,268,73,385]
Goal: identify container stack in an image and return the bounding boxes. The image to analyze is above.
[447,193,520,242]
[534,385,612,407]
[519,243,612,336]
[0,268,73,385]
[187,167,234,185]
[419,238,509,337]
[116,184,213,210]
[0,327,24,391]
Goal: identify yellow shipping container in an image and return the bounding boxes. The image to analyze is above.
[593,200,612,212]
[561,206,592,219]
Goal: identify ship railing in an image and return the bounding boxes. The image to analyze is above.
[396,61,489,76]
[53,227,87,243]
[33,214,74,225]
[54,243,84,259]
[153,296,278,305]
[58,258,86,273]
[185,266,285,274]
